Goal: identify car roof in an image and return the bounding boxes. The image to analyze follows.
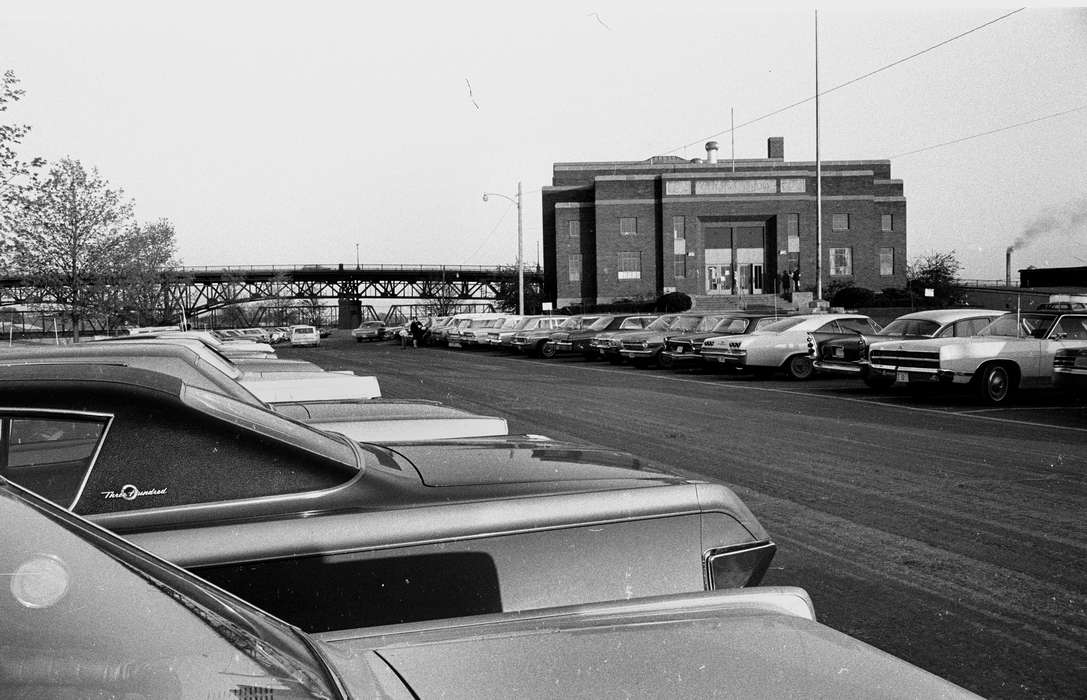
[893,308,1005,323]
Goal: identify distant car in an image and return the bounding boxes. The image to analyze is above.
[238,327,272,343]
[318,326,333,338]
[352,320,387,342]
[1053,346,1087,396]
[1037,301,1086,311]
[0,363,777,632]
[480,314,526,347]
[1,478,976,700]
[701,314,881,380]
[512,315,598,356]
[619,313,732,368]
[591,314,675,364]
[290,324,321,347]
[810,308,1004,388]
[662,313,790,370]
[868,310,1087,403]
[94,329,278,359]
[544,314,655,360]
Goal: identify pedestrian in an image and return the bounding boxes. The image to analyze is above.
[409,317,425,349]
[791,268,801,291]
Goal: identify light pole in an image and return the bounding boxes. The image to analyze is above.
[482,181,523,315]
[355,242,360,269]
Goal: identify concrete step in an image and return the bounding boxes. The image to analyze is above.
[691,294,795,313]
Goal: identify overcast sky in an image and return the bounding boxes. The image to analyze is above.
[2,2,1085,280]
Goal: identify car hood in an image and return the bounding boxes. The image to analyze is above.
[870,336,1007,353]
[321,593,977,699]
[384,438,680,487]
[620,331,666,343]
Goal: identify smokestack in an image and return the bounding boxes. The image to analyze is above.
[1006,247,1013,287]
[706,141,719,164]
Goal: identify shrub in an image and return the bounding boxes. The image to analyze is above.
[655,292,692,312]
[831,286,875,309]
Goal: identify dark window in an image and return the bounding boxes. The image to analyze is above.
[672,216,685,239]
[569,254,582,282]
[786,213,799,237]
[881,214,894,232]
[2,416,106,508]
[880,247,894,276]
[674,255,687,278]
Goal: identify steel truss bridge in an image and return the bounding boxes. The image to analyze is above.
[0,264,544,325]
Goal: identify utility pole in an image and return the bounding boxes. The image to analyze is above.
[815,9,823,303]
[482,182,525,315]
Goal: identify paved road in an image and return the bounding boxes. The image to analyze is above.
[286,336,1087,699]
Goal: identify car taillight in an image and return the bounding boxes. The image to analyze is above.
[705,541,776,589]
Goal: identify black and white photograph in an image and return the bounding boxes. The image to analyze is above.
[0,2,1085,698]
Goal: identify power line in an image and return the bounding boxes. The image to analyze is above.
[462,201,514,265]
[661,8,1025,156]
[890,104,1087,159]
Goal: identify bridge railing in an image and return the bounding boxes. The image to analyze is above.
[168,263,534,274]
[955,279,1020,288]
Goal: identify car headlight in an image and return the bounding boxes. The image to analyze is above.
[705,541,776,588]
[857,336,868,360]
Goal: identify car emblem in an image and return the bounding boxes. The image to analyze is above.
[101,484,168,501]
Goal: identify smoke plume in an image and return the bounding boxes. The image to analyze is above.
[1011,197,1087,251]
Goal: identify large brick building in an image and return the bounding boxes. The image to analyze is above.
[542,137,907,308]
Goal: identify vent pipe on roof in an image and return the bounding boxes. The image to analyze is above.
[1006,247,1013,287]
[706,141,719,164]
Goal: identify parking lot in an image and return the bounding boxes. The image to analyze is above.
[286,333,1087,700]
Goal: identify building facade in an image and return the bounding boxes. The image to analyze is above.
[542,138,907,308]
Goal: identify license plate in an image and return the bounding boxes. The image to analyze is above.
[718,357,729,364]
[896,371,908,383]
[834,347,844,358]
[1076,356,1087,369]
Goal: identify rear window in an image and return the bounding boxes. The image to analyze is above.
[1,414,108,508]
[757,317,808,333]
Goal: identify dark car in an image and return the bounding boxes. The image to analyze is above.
[619,313,732,368]
[810,308,1004,388]
[1053,346,1087,396]
[590,314,675,364]
[512,314,599,356]
[0,478,976,699]
[661,313,791,370]
[0,363,775,632]
[542,314,655,360]
[351,320,387,342]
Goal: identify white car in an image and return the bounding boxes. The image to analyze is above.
[289,325,320,347]
[700,313,880,380]
[867,310,1087,404]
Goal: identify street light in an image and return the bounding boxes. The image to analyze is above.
[482,181,523,315]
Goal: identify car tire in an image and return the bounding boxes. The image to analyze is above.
[863,373,895,390]
[659,354,675,370]
[607,355,622,365]
[784,355,815,380]
[974,363,1015,404]
[355,337,362,343]
[540,342,557,359]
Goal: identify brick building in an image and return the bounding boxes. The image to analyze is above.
[542,137,907,308]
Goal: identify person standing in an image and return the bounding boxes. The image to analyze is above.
[409,317,425,349]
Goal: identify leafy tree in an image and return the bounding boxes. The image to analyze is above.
[907,251,964,307]
[0,71,45,243]
[492,264,544,314]
[6,158,173,340]
[105,219,180,326]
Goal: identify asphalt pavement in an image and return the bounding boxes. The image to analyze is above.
[285,333,1087,700]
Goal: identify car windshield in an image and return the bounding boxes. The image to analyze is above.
[712,318,754,334]
[756,317,808,333]
[619,317,648,330]
[181,386,359,469]
[667,316,705,332]
[500,317,524,329]
[559,316,597,330]
[978,313,1056,338]
[1,481,337,698]
[694,316,727,332]
[644,315,675,330]
[880,318,941,336]
[587,316,616,331]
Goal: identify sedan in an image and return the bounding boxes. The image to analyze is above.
[351,320,387,342]
[701,314,881,379]
[0,363,776,632]
[2,478,976,699]
[661,313,791,370]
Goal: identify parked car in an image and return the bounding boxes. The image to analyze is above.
[512,315,598,356]
[620,313,732,368]
[504,315,563,352]
[543,314,655,360]
[479,314,526,347]
[3,337,383,405]
[867,310,1087,404]
[457,316,508,348]
[238,327,272,343]
[591,314,675,364]
[95,329,278,358]
[0,478,976,699]
[290,324,321,347]
[352,320,387,342]
[701,314,881,380]
[1053,346,1087,396]
[269,326,291,343]
[0,363,776,631]
[445,313,505,348]
[810,308,1004,388]
[318,326,334,338]
[661,313,790,370]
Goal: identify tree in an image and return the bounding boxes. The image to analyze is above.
[0,70,45,242]
[8,158,139,340]
[105,219,180,326]
[492,265,545,314]
[907,250,964,307]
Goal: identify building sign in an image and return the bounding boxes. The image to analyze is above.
[780,178,806,193]
[664,180,692,195]
[694,179,777,195]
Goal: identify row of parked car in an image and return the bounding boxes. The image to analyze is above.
[0,327,981,696]
[427,303,1087,404]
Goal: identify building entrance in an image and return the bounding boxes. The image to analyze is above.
[703,224,767,295]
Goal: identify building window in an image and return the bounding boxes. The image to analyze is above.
[568,254,582,282]
[880,247,894,276]
[618,251,641,280]
[831,213,850,231]
[619,217,637,236]
[785,213,799,237]
[830,248,853,276]
[881,214,893,232]
[568,221,580,238]
[674,255,687,278]
[672,216,685,239]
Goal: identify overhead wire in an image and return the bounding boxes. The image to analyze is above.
[890,104,1087,158]
[660,8,1026,156]
[463,201,514,265]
